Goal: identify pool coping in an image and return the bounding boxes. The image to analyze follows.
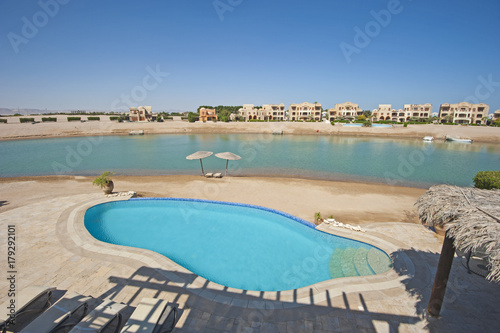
[65,196,416,309]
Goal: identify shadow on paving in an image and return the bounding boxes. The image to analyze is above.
[391,248,500,333]
[98,266,420,332]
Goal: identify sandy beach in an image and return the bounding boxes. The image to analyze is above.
[1,115,500,142]
[0,175,426,225]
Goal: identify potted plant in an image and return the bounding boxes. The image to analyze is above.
[92,171,115,194]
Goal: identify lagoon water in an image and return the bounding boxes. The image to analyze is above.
[1,134,499,187]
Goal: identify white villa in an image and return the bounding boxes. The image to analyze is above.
[372,103,432,122]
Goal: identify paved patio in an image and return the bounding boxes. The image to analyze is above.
[1,194,499,332]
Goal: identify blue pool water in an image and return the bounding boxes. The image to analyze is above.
[84,198,392,291]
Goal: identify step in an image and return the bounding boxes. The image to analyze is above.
[340,248,358,277]
[329,248,344,279]
[353,247,373,276]
[367,248,393,274]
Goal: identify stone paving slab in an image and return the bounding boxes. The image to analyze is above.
[0,194,499,332]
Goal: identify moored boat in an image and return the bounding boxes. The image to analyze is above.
[423,136,434,142]
[445,135,472,143]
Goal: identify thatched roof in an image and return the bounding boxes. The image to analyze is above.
[186,151,213,160]
[215,152,241,161]
[416,185,500,282]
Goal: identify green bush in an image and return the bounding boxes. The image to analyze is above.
[109,116,121,121]
[249,119,265,122]
[67,117,81,122]
[42,117,57,122]
[0,119,7,123]
[187,113,197,123]
[373,120,397,124]
[20,118,35,123]
[473,171,500,190]
[87,116,100,121]
[403,122,408,127]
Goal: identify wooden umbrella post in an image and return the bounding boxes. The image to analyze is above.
[225,160,228,176]
[199,159,205,176]
[428,230,456,317]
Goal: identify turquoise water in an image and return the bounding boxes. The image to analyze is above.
[84,199,392,291]
[0,134,499,187]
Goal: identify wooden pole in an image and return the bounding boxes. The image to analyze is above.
[428,230,456,317]
[199,159,205,176]
[225,160,229,176]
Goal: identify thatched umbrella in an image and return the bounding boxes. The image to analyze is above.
[186,151,213,176]
[415,184,500,316]
[215,152,241,176]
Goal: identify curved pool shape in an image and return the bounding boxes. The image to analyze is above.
[84,198,392,291]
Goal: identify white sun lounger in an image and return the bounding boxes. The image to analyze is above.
[213,173,223,178]
[204,172,214,178]
[69,299,127,333]
[0,285,55,333]
[20,291,92,333]
[120,298,177,333]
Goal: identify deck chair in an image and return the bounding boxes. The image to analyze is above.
[213,173,223,178]
[120,298,177,333]
[69,299,127,333]
[0,286,55,333]
[20,291,92,333]
[204,172,214,178]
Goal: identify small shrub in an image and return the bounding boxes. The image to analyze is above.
[363,121,372,127]
[67,117,81,122]
[92,171,115,189]
[42,117,57,122]
[109,116,121,121]
[20,118,35,123]
[403,122,408,127]
[0,119,7,123]
[473,171,500,190]
[87,116,100,121]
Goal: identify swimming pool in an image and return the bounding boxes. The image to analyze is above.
[84,198,392,291]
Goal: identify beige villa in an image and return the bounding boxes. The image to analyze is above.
[288,102,322,121]
[492,109,500,121]
[199,108,218,122]
[238,104,285,121]
[439,102,489,124]
[129,106,153,122]
[402,103,432,122]
[328,102,363,120]
[372,103,432,122]
[372,104,392,121]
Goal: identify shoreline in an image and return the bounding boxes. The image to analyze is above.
[1,118,500,143]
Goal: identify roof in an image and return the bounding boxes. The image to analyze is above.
[186,151,213,160]
[215,152,241,160]
[416,185,500,282]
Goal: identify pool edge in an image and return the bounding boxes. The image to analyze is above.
[65,196,415,308]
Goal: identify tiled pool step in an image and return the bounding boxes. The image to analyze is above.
[329,247,392,279]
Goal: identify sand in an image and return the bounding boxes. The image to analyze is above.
[1,117,495,226]
[1,115,500,142]
[0,175,426,225]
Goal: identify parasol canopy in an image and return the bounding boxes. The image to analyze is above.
[215,152,241,176]
[416,184,500,282]
[415,184,500,317]
[186,151,213,176]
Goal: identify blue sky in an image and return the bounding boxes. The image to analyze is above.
[1,0,499,113]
